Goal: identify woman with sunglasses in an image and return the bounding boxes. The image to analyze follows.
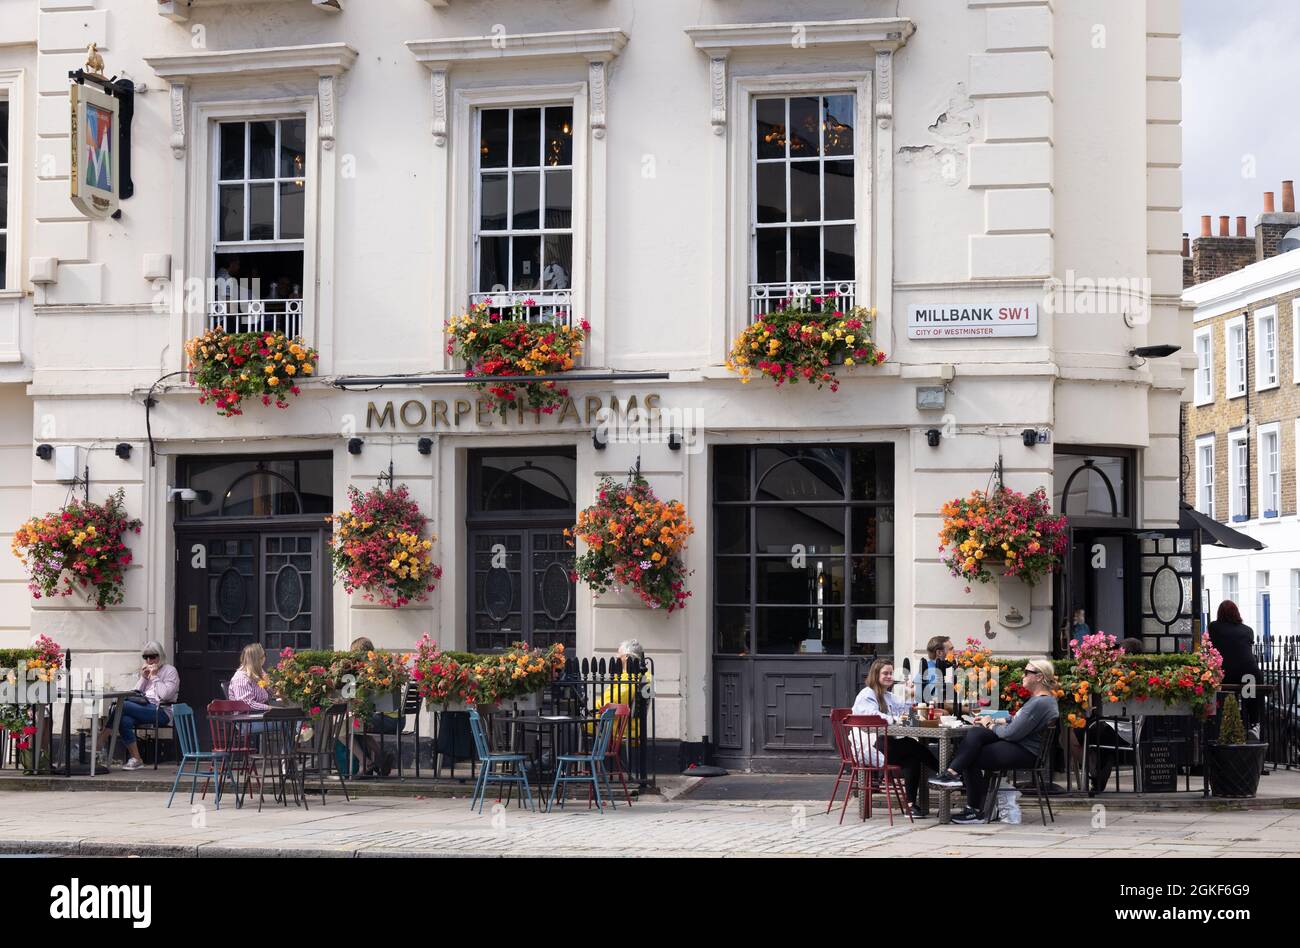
[113,641,180,770]
[928,658,1058,823]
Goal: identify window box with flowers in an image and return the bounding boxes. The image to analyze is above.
[185,328,318,417]
[445,300,590,418]
[11,491,141,610]
[726,295,885,391]
[326,485,442,608]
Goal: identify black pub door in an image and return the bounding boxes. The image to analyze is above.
[173,455,332,744]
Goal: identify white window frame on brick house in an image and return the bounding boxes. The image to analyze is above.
[0,68,24,295]
[1292,298,1300,385]
[1195,434,1215,518]
[1258,422,1281,517]
[1194,325,1214,405]
[1224,572,1239,605]
[1226,315,1247,398]
[1228,427,1249,522]
[1256,305,1279,390]
[144,43,357,374]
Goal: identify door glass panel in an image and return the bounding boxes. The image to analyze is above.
[472,532,523,651]
[263,534,314,653]
[206,538,256,654]
[756,608,843,655]
[180,455,332,519]
[475,453,575,512]
[530,530,575,648]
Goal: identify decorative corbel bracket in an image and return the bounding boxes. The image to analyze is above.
[168,80,187,158]
[430,66,448,146]
[318,74,337,150]
[875,49,893,130]
[588,59,609,140]
[708,52,729,135]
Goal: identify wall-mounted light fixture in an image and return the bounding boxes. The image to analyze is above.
[1021,428,1038,448]
[925,429,942,448]
[35,444,54,461]
[115,443,132,460]
[417,437,433,455]
[1129,344,1182,368]
[668,432,682,451]
[593,429,607,450]
[347,438,364,455]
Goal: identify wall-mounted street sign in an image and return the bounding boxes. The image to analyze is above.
[908,302,1038,339]
[69,44,134,219]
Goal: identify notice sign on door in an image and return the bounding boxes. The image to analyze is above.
[908,303,1038,339]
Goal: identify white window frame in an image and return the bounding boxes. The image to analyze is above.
[448,82,591,367]
[728,72,873,357]
[1293,299,1300,385]
[1258,422,1281,517]
[1256,305,1279,390]
[1226,315,1247,398]
[1194,325,1214,405]
[1195,434,1216,518]
[1228,428,1249,522]
[1224,572,1239,604]
[0,68,24,296]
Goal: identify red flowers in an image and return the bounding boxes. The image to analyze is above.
[185,328,317,417]
[11,490,141,609]
[938,486,1068,586]
[727,297,885,391]
[326,485,441,608]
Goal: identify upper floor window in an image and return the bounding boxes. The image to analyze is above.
[1195,436,1215,519]
[0,98,8,287]
[1227,317,1247,397]
[1194,327,1214,404]
[1259,424,1281,516]
[1228,429,1249,521]
[210,117,307,338]
[1256,306,1279,390]
[751,94,856,320]
[473,105,574,323]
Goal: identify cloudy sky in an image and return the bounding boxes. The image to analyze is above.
[1182,0,1300,235]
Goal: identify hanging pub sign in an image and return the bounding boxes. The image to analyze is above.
[68,44,134,219]
[907,302,1038,339]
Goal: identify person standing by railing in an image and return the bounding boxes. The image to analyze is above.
[1208,600,1264,735]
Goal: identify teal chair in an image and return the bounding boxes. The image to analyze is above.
[467,709,535,813]
[548,705,618,813]
[167,704,227,809]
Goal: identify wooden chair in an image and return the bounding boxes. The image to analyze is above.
[840,714,913,826]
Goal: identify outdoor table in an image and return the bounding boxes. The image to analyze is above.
[884,722,976,823]
[47,689,132,776]
[219,710,310,811]
[496,713,602,804]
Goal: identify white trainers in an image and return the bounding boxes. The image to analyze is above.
[122,758,144,771]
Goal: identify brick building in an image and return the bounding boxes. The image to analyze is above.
[1183,182,1300,639]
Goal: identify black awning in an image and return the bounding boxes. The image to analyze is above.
[1179,502,1266,550]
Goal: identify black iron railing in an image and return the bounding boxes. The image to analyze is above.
[548,655,656,789]
[1254,633,1299,770]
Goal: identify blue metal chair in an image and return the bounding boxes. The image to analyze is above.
[467,709,535,813]
[548,705,618,813]
[166,704,227,809]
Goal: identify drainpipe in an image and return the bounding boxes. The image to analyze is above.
[1245,312,1252,520]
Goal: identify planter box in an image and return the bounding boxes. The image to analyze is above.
[371,691,398,714]
[1097,701,1194,718]
[1206,742,1267,798]
[510,691,542,713]
[436,700,496,714]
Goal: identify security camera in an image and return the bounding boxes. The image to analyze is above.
[168,487,198,502]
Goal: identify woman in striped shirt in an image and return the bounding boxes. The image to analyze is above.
[228,643,273,711]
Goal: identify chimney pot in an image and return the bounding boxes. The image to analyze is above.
[1219,215,1230,237]
[1182,233,1190,256]
[1265,191,1276,213]
[1284,181,1296,214]
[1201,215,1212,238]
[1237,216,1247,237]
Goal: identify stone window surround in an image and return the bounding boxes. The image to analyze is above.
[1194,433,1215,519]
[1254,304,1279,392]
[686,17,915,366]
[1225,314,1247,399]
[1193,324,1213,406]
[1257,421,1281,518]
[407,28,629,371]
[1227,426,1249,522]
[143,43,358,375]
[0,68,23,299]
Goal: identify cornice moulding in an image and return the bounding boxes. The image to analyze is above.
[144,43,359,82]
[685,18,916,54]
[406,28,628,67]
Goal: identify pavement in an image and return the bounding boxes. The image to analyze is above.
[1,783,1298,857]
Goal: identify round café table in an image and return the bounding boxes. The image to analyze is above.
[873,721,976,823]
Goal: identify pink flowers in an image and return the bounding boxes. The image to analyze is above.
[326,485,441,608]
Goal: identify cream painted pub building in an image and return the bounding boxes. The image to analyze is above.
[0,0,1193,770]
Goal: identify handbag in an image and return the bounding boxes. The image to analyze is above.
[123,690,150,705]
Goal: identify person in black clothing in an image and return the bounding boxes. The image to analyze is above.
[1207,600,1263,730]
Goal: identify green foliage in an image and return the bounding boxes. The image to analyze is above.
[1219,693,1247,745]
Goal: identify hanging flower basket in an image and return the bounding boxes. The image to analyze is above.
[726,295,885,391]
[326,485,442,608]
[444,300,590,417]
[11,490,141,609]
[938,486,1067,589]
[185,328,318,417]
[568,473,694,612]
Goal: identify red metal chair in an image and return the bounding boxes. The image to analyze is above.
[826,708,854,814]
[591,703,634,806]
[205,699,259,801]
[839,714,913,826]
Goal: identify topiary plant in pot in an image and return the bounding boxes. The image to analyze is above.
[1206,694,1268,798]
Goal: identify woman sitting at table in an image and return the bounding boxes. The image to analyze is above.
[228,643,274,711]
[929,658,1059,824]
[346,637,394,777]
[111,640,180,770]
[850,658,941,817]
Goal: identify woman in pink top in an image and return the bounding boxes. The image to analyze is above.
[228,643,273,711]
[114,640,180,770]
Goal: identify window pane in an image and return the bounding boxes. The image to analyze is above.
[479,236,509,292]
[544,169,572,228]
[512,170,540,229]
[219,122,244,179]
[756,163,786,223]
[511,235,541,290]
[716,557,750,604]
[715,446,750,501]
[849,607,893,657]
[714,507,749,554]
[823,95,854,157]
[850,508,895,556]
[544,106,573,166]
[789,97,820,157]
[279,119,306,179]
[824,160,854,219]
[0,234,6,289]
[757,557,845,605]
[824,225,854,281]
[851,558,893,605]
[278,182,304,240]
[512,107,541,167]
[0,167,7,224]
[715,607,749,654]
[756,507,845,554]
[218,184,244,241]
[249,121,276,179]
[542,234,572,289]
[757,608,842,655]
[757,448,846,499]
[755,98,786,160]
[480,172,508,231]
[789,227,820,281]
[248,182,275,240]
[756,229,786,284]
[789,162,820,222]
[0,101,8,164]
[475,452,575,511]
[480,109,509,169]
[850,446,894,500]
